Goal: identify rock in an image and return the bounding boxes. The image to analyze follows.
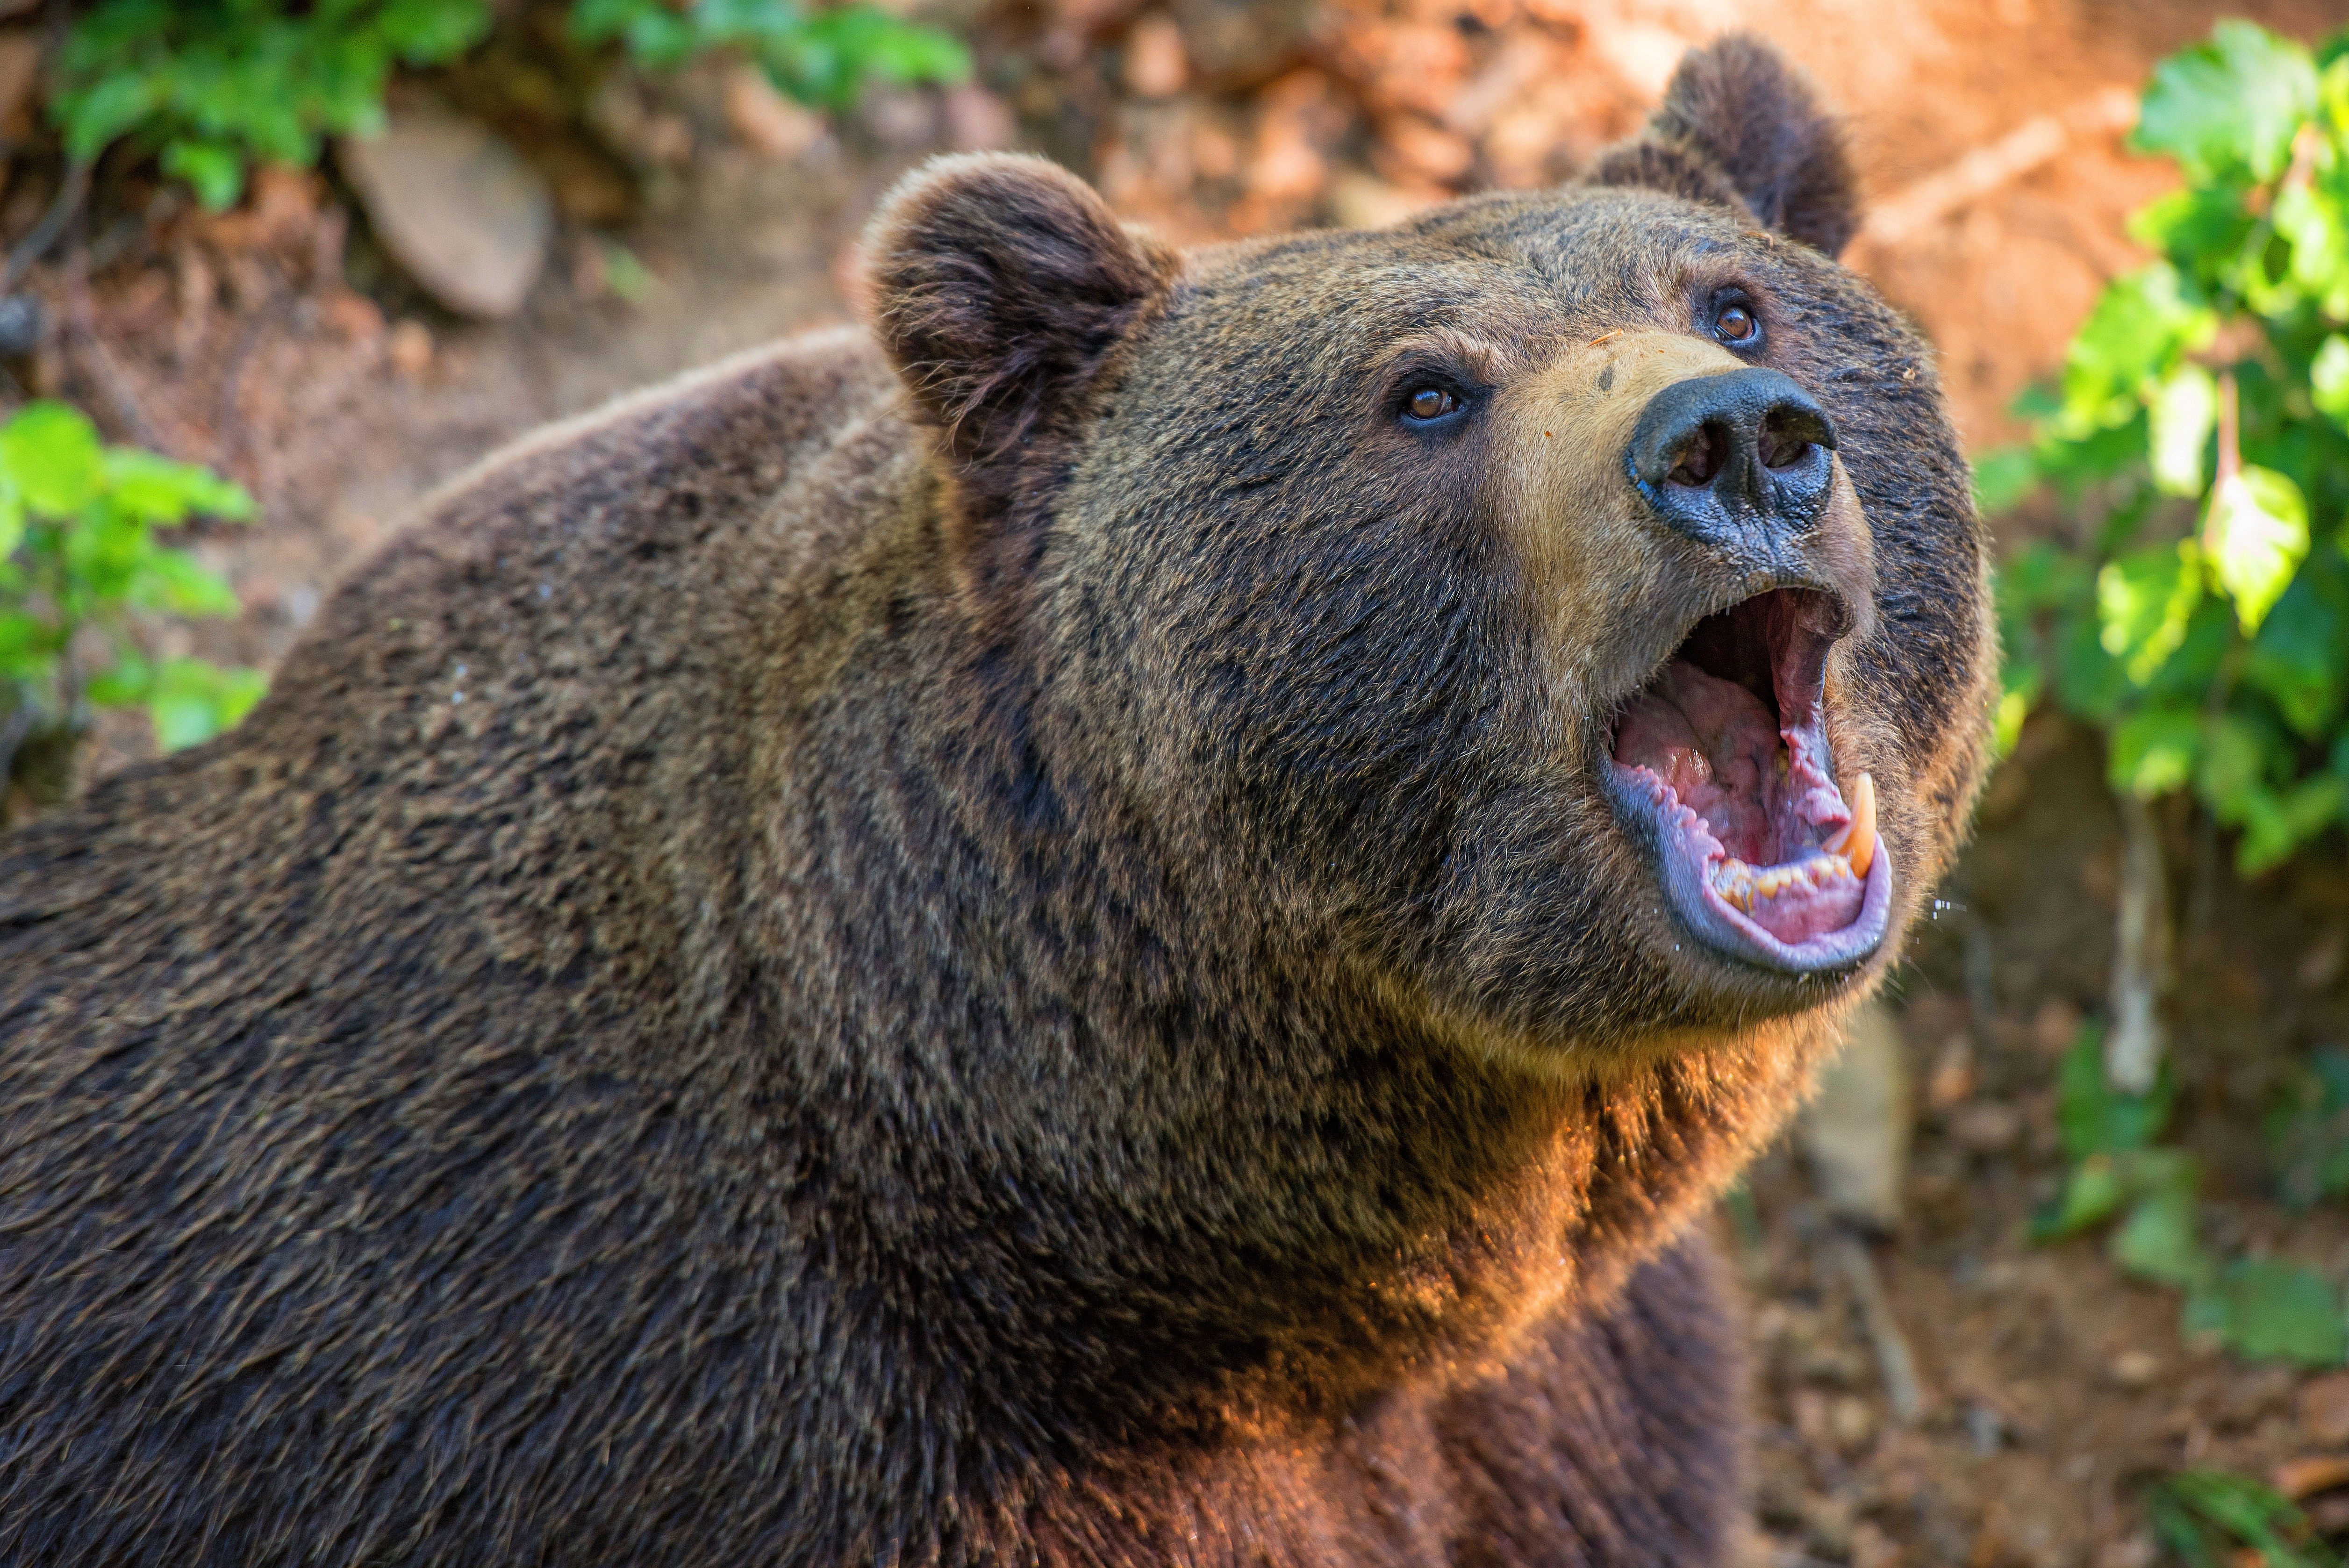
[1168,0,1317,83]
[387,320,434,379]
[316,289,385,344]
[2300,1369,2349,1446]
[1374,114,1475,185]
[1799,999,1912,1231]
[723,65,824,161]
[1124,14,1188,99]
[943,85,1016,152]
[860,88,935,149]
[0,293,42,357]
[338,106,553,320]
[1326,171,1439,229]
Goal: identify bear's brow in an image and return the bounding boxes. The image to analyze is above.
[1380,328,1528,385]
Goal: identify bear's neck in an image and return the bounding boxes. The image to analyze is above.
[751,597,1831,1453]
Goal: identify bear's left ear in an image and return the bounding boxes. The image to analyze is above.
[1587,34,1859,258]
[866,153,1179,471]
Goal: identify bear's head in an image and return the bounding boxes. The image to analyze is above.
[866,35,1992,1079]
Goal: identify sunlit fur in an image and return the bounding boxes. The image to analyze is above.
[0,36,1991,1567]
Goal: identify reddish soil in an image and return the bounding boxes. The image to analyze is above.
[14,0,2349,1562]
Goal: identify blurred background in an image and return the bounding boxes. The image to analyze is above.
[2,0,2349,1564]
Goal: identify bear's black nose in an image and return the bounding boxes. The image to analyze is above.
[1625,368,1837,555]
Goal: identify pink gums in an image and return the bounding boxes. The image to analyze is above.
[1611,659,1861,945]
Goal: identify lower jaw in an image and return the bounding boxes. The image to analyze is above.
[1607,767,1895,977]
[1658,829,1893,975]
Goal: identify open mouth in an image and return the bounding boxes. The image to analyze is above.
[1607,586,1890,975]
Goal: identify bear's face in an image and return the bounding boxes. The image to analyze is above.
[871,41,1992,1072]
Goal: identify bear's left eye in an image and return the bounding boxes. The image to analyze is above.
[1404,386,1460,421]
[1713,301,1760,347]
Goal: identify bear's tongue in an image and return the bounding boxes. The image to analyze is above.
[1612,659,1864,945]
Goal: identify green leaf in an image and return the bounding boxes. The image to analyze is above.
[161,137,246,211]
[0,402,106,517]
[2148,364,2218,495]
[1972,445,2039,515]
[0,609,53,677]
[146,657,264,751]
[104,447,253,524]
[2184,1259,2349,1366]
[2268,1047,2349,1210]
[2248,574,2347,735]
[138,550,241,617]
[2110,704,2202,798]
[2033,1151,2131,1239]
[1991,687,2029,759]
[83,651,151,707]
[2055,1023,2172,1157]
[2134,19,2320,184]
[2313,333,2349,426]
[58,70,159,160]
[2098,540,2204,685]
[2203,465,2308,631]
[2154,1470,2341,1568]
[2110,1154,2211,1288]
[2056,264,2216,436]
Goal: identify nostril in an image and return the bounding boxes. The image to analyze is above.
[1759,403,1831,470]
[1668,422,1727,487]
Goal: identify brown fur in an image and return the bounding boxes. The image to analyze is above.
[0,37,1990,1567]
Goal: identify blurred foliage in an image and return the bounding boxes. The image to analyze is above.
[1988,20,2349,877]
[2151,1468,2344,1568]
[52,0,969,210]
[0,401,262,811]
[54,0,497,210]
[2266,1045,2349,1210]
[572,0,967,110]
[2034,1027,2348,1368]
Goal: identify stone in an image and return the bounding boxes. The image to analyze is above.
[1124,14,1188,99]
[338,106,552,320]
[1799,999,1912,1231]
[943,85,1016,152]
[387,320,433,379]
[723,65,824,161]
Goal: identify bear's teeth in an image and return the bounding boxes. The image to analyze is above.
[1823,772,1877,877]
[1710,851,1860,914]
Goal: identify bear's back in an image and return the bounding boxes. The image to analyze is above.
[0,328,934,1564]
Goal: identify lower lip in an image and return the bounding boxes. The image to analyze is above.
[1608,766,1894,977]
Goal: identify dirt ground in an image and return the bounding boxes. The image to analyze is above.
[18,0,2349,1562]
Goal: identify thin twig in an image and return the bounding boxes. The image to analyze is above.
[0,157,91,296]
[1826,1225,1926,1425]
[60,225,165,454]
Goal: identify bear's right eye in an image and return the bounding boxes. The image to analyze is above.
[1404,387,1460,422]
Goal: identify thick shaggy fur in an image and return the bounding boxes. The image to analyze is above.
[0,36,1991,1568]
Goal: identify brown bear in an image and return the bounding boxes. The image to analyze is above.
[0,34,1992,1568]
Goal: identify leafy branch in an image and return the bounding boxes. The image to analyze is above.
[0,401,262,821]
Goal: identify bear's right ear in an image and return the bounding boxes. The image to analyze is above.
[1587,35,1859,258]
[865,154,1178,472]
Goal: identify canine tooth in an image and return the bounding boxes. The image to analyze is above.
[1825,772,1877,877]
